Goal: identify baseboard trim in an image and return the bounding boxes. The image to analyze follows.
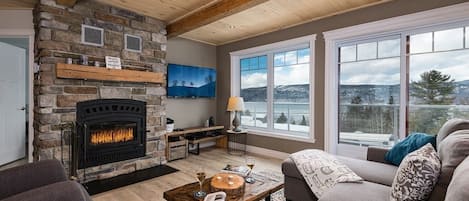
[242,144,290,160]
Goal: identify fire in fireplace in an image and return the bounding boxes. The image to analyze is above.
[90,124,135,145]
[73,99,147,169]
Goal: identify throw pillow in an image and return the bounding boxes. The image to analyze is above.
[385,133,436,165]
[390,143,441,201]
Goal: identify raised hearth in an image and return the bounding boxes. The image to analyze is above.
[75,99,147,169]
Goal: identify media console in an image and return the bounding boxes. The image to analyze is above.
[165,126,226,161]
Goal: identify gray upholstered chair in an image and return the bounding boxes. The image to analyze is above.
[282,119,469,201]
[0,159,91,201]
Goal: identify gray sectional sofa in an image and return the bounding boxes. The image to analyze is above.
[0,160,91,201]
[282,119,469,201]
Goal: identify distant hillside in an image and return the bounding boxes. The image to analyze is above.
[240,80,469,104]
[241,84,309,102]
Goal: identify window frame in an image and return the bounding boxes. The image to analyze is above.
[324,2,469,159]
[230,34,316,143]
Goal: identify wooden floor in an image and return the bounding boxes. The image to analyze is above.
[92,148,283,201]
[0,158,27,171]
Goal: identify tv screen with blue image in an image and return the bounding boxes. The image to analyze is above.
[167,64,216,98]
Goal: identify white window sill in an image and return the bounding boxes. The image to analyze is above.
[243,128,316,143]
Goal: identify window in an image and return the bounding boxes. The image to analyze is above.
[408,27,469,135]
[232,35,315,141]
[336,26,469,148]
[240,55,268,128]
[324,3,469,157]
[338,37,401,147]
[273,49,310,135]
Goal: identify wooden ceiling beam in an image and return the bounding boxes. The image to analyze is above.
[56,0,77,7]
[166,0,268,38]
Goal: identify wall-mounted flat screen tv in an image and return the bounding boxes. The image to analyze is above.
[167,63,216,98]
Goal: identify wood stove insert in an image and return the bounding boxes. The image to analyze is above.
[74,99,146,169]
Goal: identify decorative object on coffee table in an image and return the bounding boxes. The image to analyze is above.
[245,157,256,184]
[227,130,247,155]
[164,171,284,201]
[193,166,207,198]
[211,173,245,199]
[227,97,244,132]
[204,192,227,201]
[222,164,250,177]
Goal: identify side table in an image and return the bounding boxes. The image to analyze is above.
[227,130,247,155]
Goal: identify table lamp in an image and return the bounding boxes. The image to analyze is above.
[227,97,244,132]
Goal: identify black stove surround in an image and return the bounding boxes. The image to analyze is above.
[74,99,147,169]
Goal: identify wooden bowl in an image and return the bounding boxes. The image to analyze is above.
[210,173,245,199]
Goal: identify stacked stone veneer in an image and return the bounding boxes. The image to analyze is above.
[33,0,168,182]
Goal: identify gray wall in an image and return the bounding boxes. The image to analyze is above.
[0,10,33,30]
[166,37,217,128]
[216,0,468,153]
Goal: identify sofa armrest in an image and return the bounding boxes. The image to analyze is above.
[1,181,91,201]
[367,147,391,164]
[0,160,68,200]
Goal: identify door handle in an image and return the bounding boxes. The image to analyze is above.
[18,107,26,111]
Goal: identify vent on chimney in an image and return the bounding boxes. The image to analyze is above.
[125,34,142,52]
[81,24,104,47]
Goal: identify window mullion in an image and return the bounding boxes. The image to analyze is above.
[267,53,274,130]
[399,34,409,140]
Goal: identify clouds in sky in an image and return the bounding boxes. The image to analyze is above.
[241,64,310,89]
[241,71,267,89]
[340,49,469,85]
[241,39,469,89]
[340,58,400,85]
[274,64,309,86]
[409,49,469,82]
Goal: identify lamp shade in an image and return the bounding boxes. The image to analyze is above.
[227,97,245,111]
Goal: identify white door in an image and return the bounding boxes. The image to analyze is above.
[0,41,26,165]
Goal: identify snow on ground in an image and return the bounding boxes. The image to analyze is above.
[241,115,393,146]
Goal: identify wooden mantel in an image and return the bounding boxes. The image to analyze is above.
[56,63,164,84]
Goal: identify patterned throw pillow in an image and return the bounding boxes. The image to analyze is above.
[390,143,441,201]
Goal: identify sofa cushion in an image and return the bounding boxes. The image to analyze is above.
[385,133,436,166]
[438,130,469,171]
[436,118,469,145]
[319,181,390,201]
[1,181,91,201]
[337,156,398,186]
[428,130,469,201]
[390,144,441,201]
[445,156,469,201]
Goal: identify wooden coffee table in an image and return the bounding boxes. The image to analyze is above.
[163,171,284,201]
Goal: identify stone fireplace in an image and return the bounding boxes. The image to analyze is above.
[33,0,168,182]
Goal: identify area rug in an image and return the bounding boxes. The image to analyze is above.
[262,189,285,201]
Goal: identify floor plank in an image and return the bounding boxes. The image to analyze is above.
[92,148,283,201]
[0,158,27,171]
